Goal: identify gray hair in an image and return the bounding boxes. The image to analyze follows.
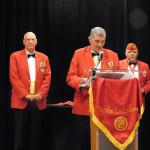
[90,27,106,38]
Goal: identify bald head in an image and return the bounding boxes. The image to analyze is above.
[23,32,37,53]
[24,32,37,40]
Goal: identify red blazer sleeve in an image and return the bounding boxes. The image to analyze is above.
[9,53,28,99]
[66,50,83,90]
[143,65,150,95]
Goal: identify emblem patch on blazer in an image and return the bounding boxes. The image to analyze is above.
[142,70,147,77]
[114,116,128,132]
[108,61,114,68]
[40,61,46,73]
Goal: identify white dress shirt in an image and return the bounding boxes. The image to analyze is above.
[91,50,102,69]
[128,65,139,79]
[26,50,36,81]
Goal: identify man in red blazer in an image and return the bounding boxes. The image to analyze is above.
[66,27,120,150]
[9,32,51,150]
[120,43,150,95]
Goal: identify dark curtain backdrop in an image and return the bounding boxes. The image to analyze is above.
[0,0,150,149]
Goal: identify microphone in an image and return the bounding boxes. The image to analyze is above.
[95,51,103,69]
[85,51,103,86]
[98,51,103,62]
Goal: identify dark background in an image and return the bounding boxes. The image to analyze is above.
[0,0,150,150]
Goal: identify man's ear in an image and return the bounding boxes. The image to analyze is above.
[23,39,25,46]
[125,51,127,57]
[88,36,91,44]
[35,39,37,45]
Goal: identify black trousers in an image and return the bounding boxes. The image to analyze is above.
[73,114,91,150]
[13,101,42,150]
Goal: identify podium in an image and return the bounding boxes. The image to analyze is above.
[87,69,142,150]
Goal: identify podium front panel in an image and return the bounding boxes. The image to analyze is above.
[91,121,138,150]
[98,130,138,150]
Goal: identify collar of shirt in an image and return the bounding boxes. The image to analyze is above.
[25,50,35,56]
[91,50,100,56]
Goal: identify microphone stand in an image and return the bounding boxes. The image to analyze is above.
[80,52,103,87]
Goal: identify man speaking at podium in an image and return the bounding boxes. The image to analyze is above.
[120,43,150,96]
[66,27,120,150]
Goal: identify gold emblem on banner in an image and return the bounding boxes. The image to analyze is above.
[108,61,114,68]
[142,70,147,77]
[114,116,128,132]
[40,61,46,73]
[30,81,35,95]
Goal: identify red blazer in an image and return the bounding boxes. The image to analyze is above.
[66,45,120,115]
[120,59,150,95]
[9,49,51,110]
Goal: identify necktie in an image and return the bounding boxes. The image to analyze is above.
[92,52,99,57]
[129,61,137,65]
[28,53,35,58]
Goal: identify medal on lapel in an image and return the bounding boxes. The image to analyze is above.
[40,61,46,73]
[108,61,114,69]
[142,70,147,77]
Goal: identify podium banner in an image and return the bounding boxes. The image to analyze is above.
[89,78,144,150]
